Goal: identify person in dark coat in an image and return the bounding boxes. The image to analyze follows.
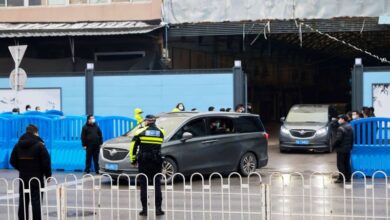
[81,115,103,174]
[332,114,354,183]
[10,124,52,220]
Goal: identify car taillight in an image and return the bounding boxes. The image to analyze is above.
[264,133,269,140]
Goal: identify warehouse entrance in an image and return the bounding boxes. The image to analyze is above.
[167,21,390,121]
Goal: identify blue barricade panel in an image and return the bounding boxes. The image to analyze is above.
[51,116,86,171]
[0,115,134,171]
[351,118,390,177]
[97,116,136,141]
[0,117,10,168]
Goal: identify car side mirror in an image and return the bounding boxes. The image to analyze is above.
[280,117,286,123]
[181,132,193,142]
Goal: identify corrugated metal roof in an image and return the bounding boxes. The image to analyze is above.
[0,21,162,38]
[168,18,389,37]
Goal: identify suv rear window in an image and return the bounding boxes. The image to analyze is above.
[235,116,265,133]
[207,117,235,135]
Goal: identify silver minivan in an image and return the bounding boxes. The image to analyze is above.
[99,112,268,182]
[279,104,337,153]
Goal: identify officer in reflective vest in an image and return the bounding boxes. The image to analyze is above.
[130,115,165,216]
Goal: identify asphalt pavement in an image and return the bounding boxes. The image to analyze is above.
[0,124,387,219]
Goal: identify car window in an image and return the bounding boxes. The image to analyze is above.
[235,116,265,133]
[286,106,328,123]
[171,118,206,141]
[207,117,235,135]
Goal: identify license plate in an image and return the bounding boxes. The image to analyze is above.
[296,140,309,145]
[105,163,118,171]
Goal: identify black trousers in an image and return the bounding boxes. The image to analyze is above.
[19,182,42,220]
[337,152,351,181]
[138,163,162,210]
[85,145,100,173]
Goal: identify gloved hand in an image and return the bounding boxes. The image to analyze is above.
[131,160,137,166]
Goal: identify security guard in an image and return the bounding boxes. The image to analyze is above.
[332,114,353,183]
[134,108,144,125]
[130,115,165,216]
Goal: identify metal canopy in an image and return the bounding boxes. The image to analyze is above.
[0,21,162,38]
[168,18,389,37]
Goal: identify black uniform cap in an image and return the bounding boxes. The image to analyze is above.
[145,115,157,120]
[337,114,348,121]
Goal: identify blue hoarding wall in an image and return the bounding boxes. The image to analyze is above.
[94,73,234,116]
[0,71,234,116]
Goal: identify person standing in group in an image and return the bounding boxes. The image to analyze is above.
[25,105,31,112]
[246,103,253,113]
[134,108,144,125]
[351,110,361,121]
[332,114,354,183]
[369,107,376,117]
[172,103,185,112]
[35,106,41,112]
[81,115,103,174]
[361,107,370,118]
[10,124,52,220]
[235,104,245,113]
[130,115,165,216]
[208,106,215,112]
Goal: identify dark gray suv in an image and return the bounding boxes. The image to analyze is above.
[279,104,337,153]
[99,112,268,182]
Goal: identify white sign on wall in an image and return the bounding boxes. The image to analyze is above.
[0,88,61,113]
[372,84,390,117]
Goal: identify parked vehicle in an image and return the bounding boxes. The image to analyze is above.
[279,104,338,153]
[99,112,268,182]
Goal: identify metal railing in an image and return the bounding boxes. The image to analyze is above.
[0,0,151,8]
[0,171,389,220]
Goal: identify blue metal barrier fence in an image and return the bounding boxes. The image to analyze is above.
[0,114,137,170]
[351,117,390,177]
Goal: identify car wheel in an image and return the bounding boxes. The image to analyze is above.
[161,158,177,184]
[239,152,257,177]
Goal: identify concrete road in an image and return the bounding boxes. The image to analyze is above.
[0,131,387,220]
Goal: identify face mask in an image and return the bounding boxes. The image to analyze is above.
[352,115,358,120]
[178,105,184,111]
[91,119,95,124]
[338,120,343,125]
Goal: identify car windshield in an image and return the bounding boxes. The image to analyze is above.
[125,116,188,137]
[286,106,328,123]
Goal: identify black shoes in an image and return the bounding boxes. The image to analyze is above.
[156,208,165,216]
[139,208,165,216]
[139,210,147,216]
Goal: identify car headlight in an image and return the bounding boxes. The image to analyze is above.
[280,126,290,134]
[316,127,328,135]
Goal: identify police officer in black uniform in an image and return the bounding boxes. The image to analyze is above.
[130,115,165,216]
[332,114,354,183]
